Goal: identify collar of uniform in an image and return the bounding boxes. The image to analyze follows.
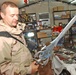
[0,20,26,35]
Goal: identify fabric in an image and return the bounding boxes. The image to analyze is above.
[52,55,76,75]
[52,55,66,75]
[65,64,76,75]
[0,20,33,75]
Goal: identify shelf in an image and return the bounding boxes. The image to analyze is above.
[54,18,70,20]
[53,9,76,12]
[37,28,51,31]
[37,36,52,39]
[53,9,76,49]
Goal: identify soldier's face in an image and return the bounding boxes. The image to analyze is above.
[1,6,19,27]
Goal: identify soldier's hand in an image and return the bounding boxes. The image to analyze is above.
[30,61,39,74]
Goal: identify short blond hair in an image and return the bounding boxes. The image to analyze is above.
[0,1,18,14]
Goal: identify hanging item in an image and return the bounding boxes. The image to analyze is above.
[24,0,29,4]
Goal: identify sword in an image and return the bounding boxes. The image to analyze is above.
[34,15,76,66]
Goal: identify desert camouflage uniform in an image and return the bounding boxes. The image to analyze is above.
[0,20,33,75]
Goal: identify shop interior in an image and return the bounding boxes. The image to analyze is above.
[0,0,76,75]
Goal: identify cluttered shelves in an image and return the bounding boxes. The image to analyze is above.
[54,48,76,64]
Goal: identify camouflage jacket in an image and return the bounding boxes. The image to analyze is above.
[0,20,33,75]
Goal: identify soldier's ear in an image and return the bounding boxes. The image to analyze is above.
[0,12,5,19]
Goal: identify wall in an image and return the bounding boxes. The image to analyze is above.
[20,1,76,26]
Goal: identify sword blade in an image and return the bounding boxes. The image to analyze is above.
[34,15,76,65]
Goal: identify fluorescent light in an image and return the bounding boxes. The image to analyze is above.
[71,0,76,4]
[27,32,34,37]
[68,0,74,2]
[61,0,73,2]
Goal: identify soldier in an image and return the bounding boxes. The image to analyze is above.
[0,1,39,75]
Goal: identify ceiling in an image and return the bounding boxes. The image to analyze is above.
[0,0,76,9]
[0,0,24,8]
[55,0,76,5]
[0,0,42,8]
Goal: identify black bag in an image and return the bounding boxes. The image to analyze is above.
[26,39,37,51]
[59,69,71,75]
[26,39,38,57]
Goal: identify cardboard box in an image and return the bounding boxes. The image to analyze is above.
[37,32,47,38]
[53,6,64,11]
[61,14,70,18]
[66,11,70,15]
[53,7,58,11]
[58,6,64,11]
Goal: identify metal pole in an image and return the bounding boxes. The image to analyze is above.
[48,0,51,26]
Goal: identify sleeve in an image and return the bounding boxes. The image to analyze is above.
[20,46,33,75]
[20,66,32,75]
[0,38,11,64]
